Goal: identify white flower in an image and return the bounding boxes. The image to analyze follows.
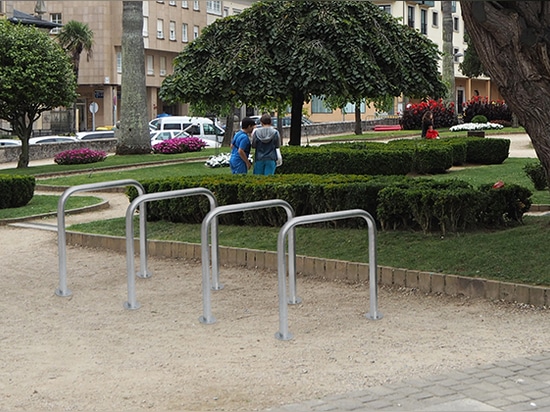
[449,122,504,132]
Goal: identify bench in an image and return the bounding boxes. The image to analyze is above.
[373,125,402,131]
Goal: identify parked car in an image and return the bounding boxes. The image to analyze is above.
[76,130,115,140]
[0,139,21,147]
[149,116,225,145]
[150,130,221,148]
[29,136,78,145]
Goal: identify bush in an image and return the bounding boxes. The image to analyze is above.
[401,99,458,130]
[152,137,207,154]
[462,96,512,123]
[54,148,107,165]
[127,173,531,234]
[523,162,547,190]
[471,115,488,123]
[0,175,35,209]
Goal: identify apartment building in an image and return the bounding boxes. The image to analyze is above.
[7,0,253,132]
[4,1,498,131]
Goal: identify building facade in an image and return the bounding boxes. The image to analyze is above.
[3,1,498,132]
[7,0,253,132]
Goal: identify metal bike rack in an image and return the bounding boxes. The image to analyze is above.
[56,179,146,297]
[124,188,218,310]
[275,209,382,341]
[199,199,296,325]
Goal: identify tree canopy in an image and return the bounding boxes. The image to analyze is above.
[56,20,94,80]
[161,0,447,145]
[0,20,77,168]
[461,1,550,184]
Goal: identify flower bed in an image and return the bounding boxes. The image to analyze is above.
[152,137,207,154]
[54,148,108,165]
[449,122,504,132]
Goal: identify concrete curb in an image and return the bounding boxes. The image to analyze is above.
[65,231,550,308]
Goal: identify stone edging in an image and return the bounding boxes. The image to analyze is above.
[65,231,550,308]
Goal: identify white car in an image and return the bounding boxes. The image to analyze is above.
[76,130,115,140]
[150,130,221,148]
[0,139,21,147]
[29,136,78,145]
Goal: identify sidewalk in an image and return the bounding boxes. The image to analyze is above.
[265,352,550,411]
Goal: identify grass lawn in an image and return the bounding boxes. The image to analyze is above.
[3,127,550,287]
[0,195,103,219]
[69,214,550,287]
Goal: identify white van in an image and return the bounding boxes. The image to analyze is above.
[149,116,225,144]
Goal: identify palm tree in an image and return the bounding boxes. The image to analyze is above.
[441,1,455,105]
[115,1,151,154]
[56,20,94,80]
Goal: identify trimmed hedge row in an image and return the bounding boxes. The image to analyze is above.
[0,175,35,209]
[277,137,510,176]
[127,174,531,234]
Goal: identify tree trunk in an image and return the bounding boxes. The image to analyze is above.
[116,1,150,155]
[15,115,34,168]
[289,90,304,146]
[461,1,550,185]
[354,105,362,135]
[223,108,235,147]
[442,1,455,105]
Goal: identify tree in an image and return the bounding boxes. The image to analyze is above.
[161,1,447,146]
[115,1,150,155]
[458,33,486,79]
[56,20,94,80]
[0,20,77,168]
[460,1,550,184]
[441,1,455,104]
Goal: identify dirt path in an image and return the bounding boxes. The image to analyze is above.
[1,221,549,411]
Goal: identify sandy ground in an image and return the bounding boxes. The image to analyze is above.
[1,133,548,411]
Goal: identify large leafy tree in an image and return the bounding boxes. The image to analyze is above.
[461,1,550,184]
[459,33,486,79]
[0,20,77,168]
[56,20,94,80]
[161,1,446,146]
[116,1,150,155]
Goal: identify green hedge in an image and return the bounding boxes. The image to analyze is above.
[127,174,530,233]
[0,175,35,209]
[277,137,509,176]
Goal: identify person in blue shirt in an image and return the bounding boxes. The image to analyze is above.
[252,113,281,175]
[229,117,256,174]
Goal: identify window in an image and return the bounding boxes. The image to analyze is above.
[453,16,459,31]
[156,1,164,3]
[223,7,229,17]
[311,96,332,114]
[147,55,154,75]
[207,1,221,15]
[49,13,61,34]
[232,8,242,15]
[432,11,439,27]
[407,6,414,28]
[343,102,366,114]
[160,56,167,76]
[169,21,176,41]
[142,16,148,37]
[193,25,199,40]
[378,5,391,14]
[453,48,461,62]
[169,0,176,5]
[193,1,199,11]
[181,23,188,42]
[157,19,164,39]
[116,52,122,74]
[181,1,188,8]
[420,9,427,34]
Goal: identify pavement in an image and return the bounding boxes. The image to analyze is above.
[5,133,549,412]
[264,352,550,411]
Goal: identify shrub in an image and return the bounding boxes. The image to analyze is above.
[523,162,547,190]
[0,175,35,209]
[462,96,512,123]
[471,115,488,123]
[401,99,458,130]
[54,148,107,165]
[152,137,207,154]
